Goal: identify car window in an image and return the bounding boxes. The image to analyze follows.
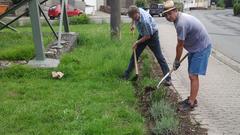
[159,5,164,8]
[50,5,57,10]
[150,4,158,9]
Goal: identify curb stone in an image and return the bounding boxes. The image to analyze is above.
[211,48,240,73]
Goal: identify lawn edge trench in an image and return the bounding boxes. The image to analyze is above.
[132,49,207,135]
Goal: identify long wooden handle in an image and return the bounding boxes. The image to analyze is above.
[133,49,139,75]
[179,53,189,63]
[157,53,189,89]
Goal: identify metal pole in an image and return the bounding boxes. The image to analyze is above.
[29,0,45,60]
[38,4,58,40]
[0,21,18,32]
[56,0,65,48]
[110,0,121,39]
[63,0,69,32]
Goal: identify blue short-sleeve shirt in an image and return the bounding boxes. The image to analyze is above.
[135,8,158,36]
[174,13,211,53]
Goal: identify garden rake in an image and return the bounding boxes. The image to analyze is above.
[157,53,189,89]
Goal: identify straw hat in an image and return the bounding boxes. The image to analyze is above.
[163,0,176,14]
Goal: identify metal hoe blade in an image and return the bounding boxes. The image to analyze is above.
[156,53,189,89]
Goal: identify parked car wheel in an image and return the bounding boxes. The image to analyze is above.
[50,16,55,20]
[57,14,61,19]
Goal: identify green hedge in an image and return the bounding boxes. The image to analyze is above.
[69,14,90,25]
[175,2,184,12]
[11,0,22,4]
[135,0,147,7]
[216,0,225,8]
[233,0,240,16]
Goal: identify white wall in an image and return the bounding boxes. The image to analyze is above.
[96,0,104,10]
[85,0,96,10]
[183,0,209,8]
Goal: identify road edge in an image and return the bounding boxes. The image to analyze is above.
[211,48,240,73]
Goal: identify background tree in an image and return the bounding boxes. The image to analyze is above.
[233,0,240,16]
[135,0,148,7]
[148,0,164,4]
[11,0,22,4]
[110,0,121,39]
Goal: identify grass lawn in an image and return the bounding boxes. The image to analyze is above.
[0,24,145,134]
[0,27,54,61]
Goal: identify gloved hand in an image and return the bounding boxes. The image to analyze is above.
[173,59,180,71]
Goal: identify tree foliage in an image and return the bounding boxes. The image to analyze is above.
[148,0,164,4]
[216,0,225,8]
[11,0,22,4]
[135,0,147,7]
[233,0,240,15]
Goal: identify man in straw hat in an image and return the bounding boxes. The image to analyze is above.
[122,5,172,86]
[163,0,212,111]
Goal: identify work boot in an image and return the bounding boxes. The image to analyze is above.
[121,72,130,80]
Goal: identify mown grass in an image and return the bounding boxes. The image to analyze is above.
[0,24,145,134]
[0,27,55,60]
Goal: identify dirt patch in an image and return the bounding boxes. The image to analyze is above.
[0,60,27,68]
[133,83,155,134]
[131,58,154,134]
[133,50,207,135]
[149,51,207,135]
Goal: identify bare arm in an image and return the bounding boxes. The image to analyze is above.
[175,39,184,61]
[137,36,151,44]
[132,35,151,49]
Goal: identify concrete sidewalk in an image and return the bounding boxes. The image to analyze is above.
[158,20,240,135]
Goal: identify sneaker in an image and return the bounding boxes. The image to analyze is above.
[178,99,196,112]
[179,97,198,107]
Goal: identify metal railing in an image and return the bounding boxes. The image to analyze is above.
[0,0,70,61]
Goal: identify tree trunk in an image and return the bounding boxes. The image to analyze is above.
[110,0,121,40]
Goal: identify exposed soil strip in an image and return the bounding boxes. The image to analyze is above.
[133,49,207,135]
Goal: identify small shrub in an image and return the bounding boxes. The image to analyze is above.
[149,0,164,3]
[150,100,179,134]
[233,1,240,16]
[152,117,179,135]
[135,0,147,7]
[175,2,184,12]
[216,0,225,8]
[151,87,167,102]
[69,14,90,25]
[150,100,176,120]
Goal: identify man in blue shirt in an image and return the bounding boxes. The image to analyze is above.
[123,5,171,86]
[163,0,212,111]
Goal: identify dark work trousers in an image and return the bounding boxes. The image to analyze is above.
[125,31,171,81]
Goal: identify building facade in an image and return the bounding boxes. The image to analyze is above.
[181,0,210,9]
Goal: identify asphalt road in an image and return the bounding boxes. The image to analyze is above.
[155,9,240,63]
